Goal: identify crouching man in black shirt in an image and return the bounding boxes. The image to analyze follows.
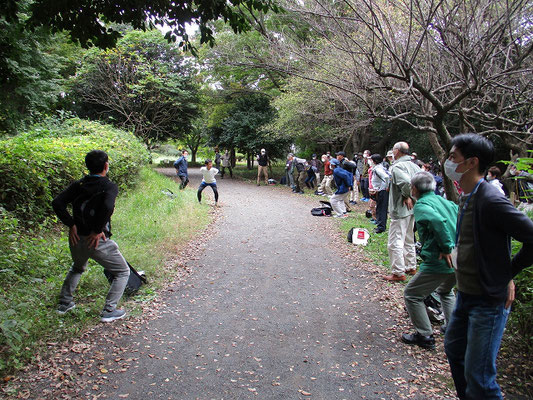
[52,150,130,323]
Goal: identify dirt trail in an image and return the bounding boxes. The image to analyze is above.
[5,168,453,399]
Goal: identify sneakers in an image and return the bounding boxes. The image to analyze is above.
[101,309,126,323]
[361,197,370,202]
[401,332,436,350]
[57,302,76,315]
[373,228,385,234]
[334,214,348,218]
[382,274,406,282]
[349,200,357,205]
[405,269,417,276]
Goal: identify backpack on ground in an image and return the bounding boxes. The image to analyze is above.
[311,200,332,216]
[347,227,370,245]
[104,261,148,296]
[424,292,445,323]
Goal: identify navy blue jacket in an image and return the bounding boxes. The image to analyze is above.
[333,167,353,195]
[174,156,188,177]
[470,180,533,303]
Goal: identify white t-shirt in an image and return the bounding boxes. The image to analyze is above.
[200,167,219,183]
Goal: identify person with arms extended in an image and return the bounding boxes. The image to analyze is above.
[174,150,189,189]
[401,171,458,350]
[443,134,533,400]
[52,150,130,323]
[198,159,219,205]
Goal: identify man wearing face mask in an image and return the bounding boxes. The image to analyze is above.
[384,142,421,281]
[443,134,533,400]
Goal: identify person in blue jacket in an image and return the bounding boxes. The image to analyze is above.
[443,134,533,400]
[329,158,353,218]
[174,150,189,189]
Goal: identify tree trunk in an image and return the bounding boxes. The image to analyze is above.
[231,148,236,168]
[191,149,197,164]
[247,153,252,170]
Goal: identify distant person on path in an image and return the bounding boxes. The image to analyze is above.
[198,159,219,205]
[317,154,333,196]
[52,150,129,323]
[370,154,390,234]
[288,153,307,194]
[214,148,222,170]
[401,171,458,350]
[174,150,189,189]
[285,154,296,190]
[221,150,233,179]
[443,134,533,400]
[384,141,421,282]
[256,148,269,186]
[329,158,353,218]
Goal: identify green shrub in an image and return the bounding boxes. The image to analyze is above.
[0,118,149,224]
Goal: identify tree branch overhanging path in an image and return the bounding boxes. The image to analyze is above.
[5,171,455,399]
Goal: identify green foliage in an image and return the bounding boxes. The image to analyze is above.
[17,0,281,52]
[0,4,78,134]
[71,30,200,150]
[0,167,209,377]
[0,118,149,224]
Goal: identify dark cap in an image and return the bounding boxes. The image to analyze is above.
[335,151,346,157]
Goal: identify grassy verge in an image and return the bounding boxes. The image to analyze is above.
[0,167,209,377]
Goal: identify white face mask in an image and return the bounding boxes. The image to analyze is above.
[444,159,468,181]
[368,160,375,167]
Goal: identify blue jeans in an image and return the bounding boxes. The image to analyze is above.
[444,292,510,400]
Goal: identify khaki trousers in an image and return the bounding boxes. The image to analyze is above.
[387,214,417,276]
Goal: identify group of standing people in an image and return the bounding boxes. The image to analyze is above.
[50,137,532,400]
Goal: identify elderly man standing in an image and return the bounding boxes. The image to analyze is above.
[401,171,458,349]
[384,141,421,281]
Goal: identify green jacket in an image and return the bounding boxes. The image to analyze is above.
[388,155,421,218]
[414,191,458,274]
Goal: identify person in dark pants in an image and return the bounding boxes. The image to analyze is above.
[174,150,189,189]
[52,150,130,323]
[369,154,390,233]
[197,159,219,205]
[443,134,533,400]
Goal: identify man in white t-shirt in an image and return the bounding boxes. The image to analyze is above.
[198,159,219,205]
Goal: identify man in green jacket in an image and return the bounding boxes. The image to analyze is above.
[384,141,421,281]
[401,171,458,349]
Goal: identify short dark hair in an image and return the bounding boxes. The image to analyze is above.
[85,150,108,174]
[205,159,212,165]
[488,166,502,179]
[370,154,383,164]
[451,133,494,173]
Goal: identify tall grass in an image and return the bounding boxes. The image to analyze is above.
[0,167,209,377]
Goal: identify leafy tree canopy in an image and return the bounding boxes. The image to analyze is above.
[3,0,281,53]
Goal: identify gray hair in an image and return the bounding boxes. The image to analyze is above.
[411,171,436,194]
[393,141,409,155]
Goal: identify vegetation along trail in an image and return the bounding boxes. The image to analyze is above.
[10,169,451,399]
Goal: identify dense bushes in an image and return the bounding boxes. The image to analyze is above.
[0,118,149,224]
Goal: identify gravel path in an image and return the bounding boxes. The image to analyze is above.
[5,168,454,399]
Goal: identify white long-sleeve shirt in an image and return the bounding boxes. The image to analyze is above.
[200,167,219,183]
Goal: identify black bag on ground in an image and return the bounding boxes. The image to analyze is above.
[104,261,147,296]
[311,200,332,216]
[424,293,445,323]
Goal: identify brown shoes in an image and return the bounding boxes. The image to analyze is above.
[406,269,417,276]
[382,274,406,282]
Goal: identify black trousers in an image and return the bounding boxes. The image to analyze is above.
[376,190,389,231]
[360,177,370,198]
[179,175,189,189]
